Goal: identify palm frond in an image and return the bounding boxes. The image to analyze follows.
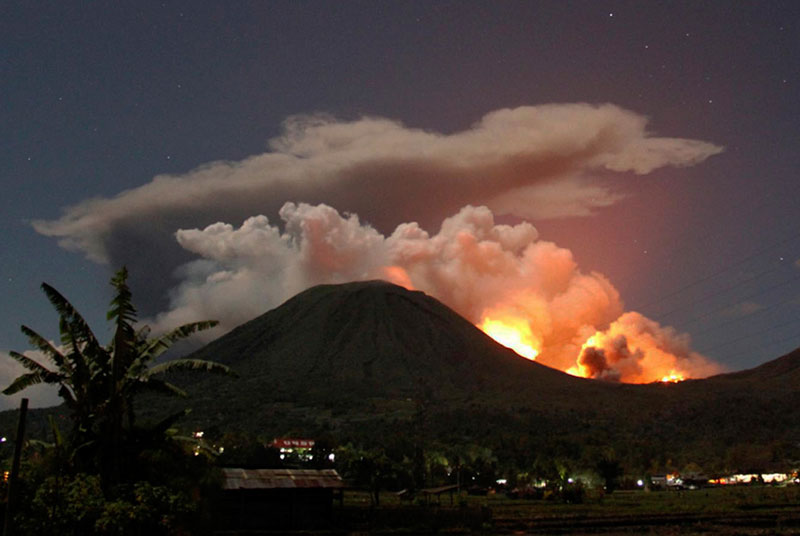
[57,384,78,407]
[141,320,219,359]
[20,325,67,366]
[122,356,148,384]
[107,267,137,325]
[136,325,152,341]
[134,377,188,398]
[58,316,77,354]
[2,372,44,395]
[66,344,90,392]
[148,358,236,377]
[41,282,101,349]
[48,415,65,447]
[7,350,54,375]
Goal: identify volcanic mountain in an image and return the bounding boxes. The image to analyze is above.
[6,280,800,468]
[184,280,610,401]
[144,281,798,460]
[170,281,634,425]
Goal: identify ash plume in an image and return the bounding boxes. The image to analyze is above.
[152,203,722,382]
[33,104,723,313]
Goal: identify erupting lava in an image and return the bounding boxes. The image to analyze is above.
[479,320,693,384]
[659,372,685,383]
[479,316,540,361]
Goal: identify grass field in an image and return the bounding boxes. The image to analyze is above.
[336,485,800,534]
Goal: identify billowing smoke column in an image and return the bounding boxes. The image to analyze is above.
[32,104,725,382]
[570,313,720,382]
[154,203,722,383]
[32,104,723,310]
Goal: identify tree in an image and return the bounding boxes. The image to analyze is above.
[596,453,623,493]
[335,444,402,506]
[3,267,235,488]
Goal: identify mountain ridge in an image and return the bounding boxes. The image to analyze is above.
[3,280,798,471]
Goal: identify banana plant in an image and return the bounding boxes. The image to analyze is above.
[3,267,236,487]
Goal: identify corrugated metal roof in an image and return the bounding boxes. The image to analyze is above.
[421,484,459,495]
[221,468,344,490]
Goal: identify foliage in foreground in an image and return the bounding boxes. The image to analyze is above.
[2,268,234,534]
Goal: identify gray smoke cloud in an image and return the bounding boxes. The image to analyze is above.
[34,104,723,311]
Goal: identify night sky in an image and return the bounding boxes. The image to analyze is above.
[2,2,799,407]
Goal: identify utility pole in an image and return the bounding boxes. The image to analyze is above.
[3,398,28,536]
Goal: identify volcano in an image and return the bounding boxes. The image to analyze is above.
[185,280,597,400]
[151,280,798,454]
[7,281,800,466]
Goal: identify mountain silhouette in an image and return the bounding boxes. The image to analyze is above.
[5,281,799,468]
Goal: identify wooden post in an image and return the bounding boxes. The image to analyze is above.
[3,398,29,536]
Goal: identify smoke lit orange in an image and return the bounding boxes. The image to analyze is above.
[478,315,694,383]
[564,335,599,378]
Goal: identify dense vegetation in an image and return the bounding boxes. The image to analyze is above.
[0,269,234,535]
[153,282,800,488]
[1,279,799,533]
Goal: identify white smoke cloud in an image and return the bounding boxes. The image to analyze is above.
[151,202,722,382]
[0,351,62,411]
[33,104,722,311]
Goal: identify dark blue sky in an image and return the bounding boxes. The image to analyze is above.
[2,1,799,396]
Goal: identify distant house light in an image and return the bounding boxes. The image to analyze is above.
[272,438,316,461]
[272,438,315,449]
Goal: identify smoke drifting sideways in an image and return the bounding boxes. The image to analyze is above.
[32,104,723,312]
[153,203,723,383]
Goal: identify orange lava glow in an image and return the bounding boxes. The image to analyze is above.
[480,316,540,361]
[660,372,685,383]
[565,364,589,378]
[477,315,694,383]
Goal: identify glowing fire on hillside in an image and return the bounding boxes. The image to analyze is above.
[660,372,685,383]
[479,319,693,384]
[480,315,540,361]
[381,220,718,384]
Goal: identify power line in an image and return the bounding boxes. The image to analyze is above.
[639,182,800,278]
[635,227,800,314]
[674,271,800,329]
[653,263,780,320]
[696,314,800,355]
[689,291,800,339]
[714,331,800,364]
[628,176,800,312]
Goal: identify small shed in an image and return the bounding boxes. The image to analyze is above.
[420,484,460,506]
[217,468,344,530]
